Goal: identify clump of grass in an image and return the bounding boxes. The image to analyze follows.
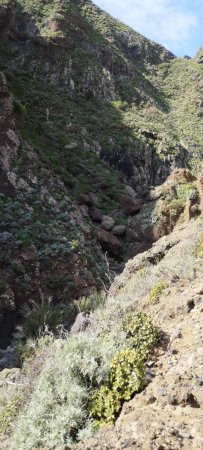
[75,291,106,314]
[22,297,62,338]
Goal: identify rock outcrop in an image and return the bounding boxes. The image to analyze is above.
[98,228,122,256]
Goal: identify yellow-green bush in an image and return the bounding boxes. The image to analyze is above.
[149,282,168,304]
[89,313,158,426]
[89,349,145,425]
[122,312,158,359]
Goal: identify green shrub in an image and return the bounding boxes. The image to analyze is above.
[89,313,158,426]
[122,312,158,359]
[0,397,21,435]
[89,348,145,425]
[76,291,106,314]
[16,335,53,368]
[169,198,184,219]
[112,100,129,111]
[148,282,168,304]
[176,183,198,201]
[13,98,27,116]
[62,292,107,329]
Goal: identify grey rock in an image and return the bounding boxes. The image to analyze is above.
[124,185,137,199]
[109,209,125,220]
[126,227,143,242]
[102,215,115,231]
[89,207,103,222]
[65,143,77,149]
[98,229,122,256]
[157,388,167,396]
[88,192,101,206]
[70,312,90,335]
[121,195,142,216]
[112,225,127,236]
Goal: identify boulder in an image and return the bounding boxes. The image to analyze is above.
[102,215,115,231]
[65,143,77,149]
[126,227,143,242]
[77,194,91,206]
[70,312,90,336]
[121,195,142,215]
[89,207,103,222]
[124,241,151,261]
[109,209,125,220]
[98,229,122,256]
[112,225,127,236]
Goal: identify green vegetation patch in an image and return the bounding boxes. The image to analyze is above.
[22,298,63,338]
[90,348,145,425]
[176,183,198,201]
[148,282,168,304]
[89,312,158,426]
[0,396,21,436]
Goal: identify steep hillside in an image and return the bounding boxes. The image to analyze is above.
[1,217,203,449]
[0,1,203,448]
[0,70,108,346]
[1,0,202,193]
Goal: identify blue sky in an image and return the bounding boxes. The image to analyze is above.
[94,0,203,57]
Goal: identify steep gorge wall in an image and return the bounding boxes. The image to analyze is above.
[1,1,199,191]
[0,71,106,344]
